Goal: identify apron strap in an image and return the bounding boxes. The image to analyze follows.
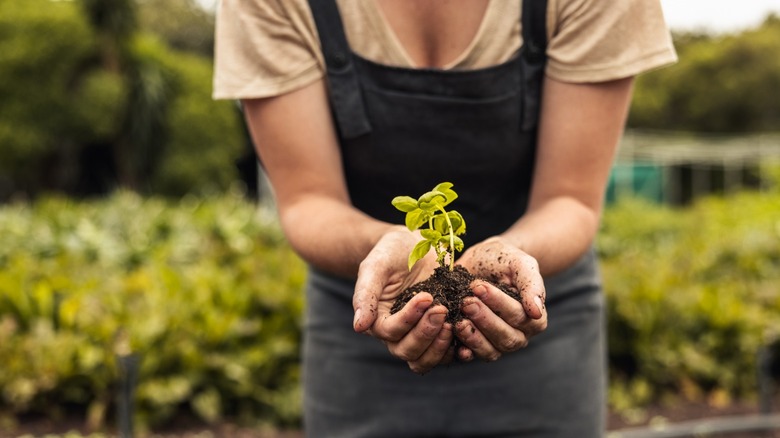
[307,0,372,139]
[521,0,549,131]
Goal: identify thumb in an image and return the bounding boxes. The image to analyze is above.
[352,252,389,333]
[352,286,378,333]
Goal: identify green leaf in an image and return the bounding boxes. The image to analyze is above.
[437,235,453,246]
[408,240,431,270]
[405,209,428,232]
[448,211,466,235]
[391,196,418,213]
[432,182,458,206]
[420,229,442,241]
[452,236,464,252]
[417,190,447,211]
[431,214,446,234]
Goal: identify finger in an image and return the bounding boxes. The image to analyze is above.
[511,255,547,320]
[461,297,529,353]
[455,319,502,362]
[406,322,454,374]
[372,293,434,342]
[387,306,447,361]
[389,306,447,362]
[470,280,528,328]
[353,254,390,332]
[457,345,474,362]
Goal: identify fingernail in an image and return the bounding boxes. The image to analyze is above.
[462,301,478,316]
[429,312,446,325]
[473,283,487,298]
[417,300,431,313]
[353,309,362,328]
[534,296,544,314]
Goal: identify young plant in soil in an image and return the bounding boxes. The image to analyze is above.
[389,182,520,325]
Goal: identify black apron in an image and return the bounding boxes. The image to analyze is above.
[302,1,606,436]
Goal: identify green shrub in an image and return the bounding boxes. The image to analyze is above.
[0,190,305,431]
[600,191,780,411]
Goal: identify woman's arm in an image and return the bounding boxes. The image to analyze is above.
[242,80,391,279]
[502,75,635,275]
[453,75,635,361]
[243,79,454,373]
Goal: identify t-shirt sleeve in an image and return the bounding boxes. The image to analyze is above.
[212,0,325,100]
[545,0,678,83]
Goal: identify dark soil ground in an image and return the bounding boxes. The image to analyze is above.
[4,395,780,438]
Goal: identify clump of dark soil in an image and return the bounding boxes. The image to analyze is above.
[390,265,520,324]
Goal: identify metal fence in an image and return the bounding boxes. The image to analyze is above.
[608,130,780,205]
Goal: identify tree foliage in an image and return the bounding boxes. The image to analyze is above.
[0,0,244,200]
[137,0,216,57]
[0,0,97,194]
[630,15,780,132]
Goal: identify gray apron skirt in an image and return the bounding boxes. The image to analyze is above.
[303,1,606,436]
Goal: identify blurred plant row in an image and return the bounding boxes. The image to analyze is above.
[0,185,778,433]
[0,190,306,433]
[601,189,780,414]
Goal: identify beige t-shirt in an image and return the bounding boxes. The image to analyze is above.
[213,0,677,100]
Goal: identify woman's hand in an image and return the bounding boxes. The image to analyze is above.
[454,236,548,362]
[352,226,455,374]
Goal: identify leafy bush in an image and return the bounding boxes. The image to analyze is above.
[600,190,780,412]
[0,190,305,432]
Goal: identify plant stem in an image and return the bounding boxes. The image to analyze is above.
[437,207,456,271]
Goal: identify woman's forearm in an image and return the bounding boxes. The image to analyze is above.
[279,194,395,278]
[242,81,398,278]
[500,76,634,277]
[499,196,600,277]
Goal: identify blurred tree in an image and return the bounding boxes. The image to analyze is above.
[0,0,244,200]
[77,0,170,191]
[0,0,99,196]
[132,35,244,196]
[137,0,216,57]
[80,0,137,72]
[629,14,780,133]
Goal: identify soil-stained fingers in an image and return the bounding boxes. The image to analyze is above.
[470,281,527,327]
[460,296,531,354]
[405,322,455,374]
[386,304,448,360]
[461,236,546,320]
[508,251,547,321]
[369,292,436,343]
[352,243,397,333]
[455,318,504,362]
[470,280,547,338]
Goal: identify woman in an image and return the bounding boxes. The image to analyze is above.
[214,1,676,436]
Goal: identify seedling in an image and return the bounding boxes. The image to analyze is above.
[391,182,466,271]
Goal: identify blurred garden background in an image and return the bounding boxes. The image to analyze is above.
[1,0,779,436]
